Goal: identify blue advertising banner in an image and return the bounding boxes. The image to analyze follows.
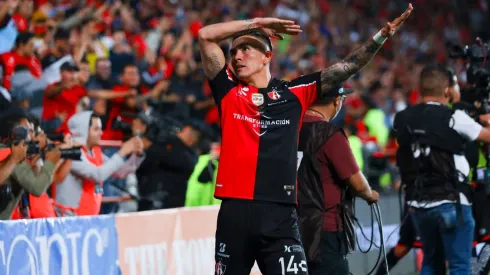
[0,215,119,275]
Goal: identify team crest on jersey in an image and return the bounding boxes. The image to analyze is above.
[251,93,264,106]
[267,90,281,100]
[216,260,227,275]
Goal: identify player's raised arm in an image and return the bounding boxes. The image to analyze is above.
[319,3,413,97]
[198,18,301,79]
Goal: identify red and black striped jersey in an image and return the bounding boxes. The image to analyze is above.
[209,65,321,204]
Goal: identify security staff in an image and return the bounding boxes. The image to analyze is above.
[394,65,490,274]
[297,85,379,275]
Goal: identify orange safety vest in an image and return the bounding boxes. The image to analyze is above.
[76,146,104,216]
[29,193,57,218]
[10,160,57,220]
[53,146,105,216]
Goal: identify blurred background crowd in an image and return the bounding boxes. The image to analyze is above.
[0,0,489,216]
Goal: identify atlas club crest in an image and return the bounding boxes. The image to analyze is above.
[267,90,281,100]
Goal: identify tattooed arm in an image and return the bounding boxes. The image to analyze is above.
[320,3,413,96]
[198,19,258,79]
[319,39,382,95]
[198,18,301,79]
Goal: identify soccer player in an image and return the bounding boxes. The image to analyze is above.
[198,4,413,274]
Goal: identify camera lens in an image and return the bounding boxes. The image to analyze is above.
[59,147,82,160]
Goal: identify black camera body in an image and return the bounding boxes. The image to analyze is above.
[447,42,490,111]
[8,125,82,161]
[145,115,183,144]
[27,143,82,161]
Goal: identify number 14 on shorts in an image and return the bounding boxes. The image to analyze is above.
[279,255,307,274]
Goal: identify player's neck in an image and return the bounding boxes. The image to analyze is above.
[307,106,335,121]
[245,70,271,88]
[421,96,446,105]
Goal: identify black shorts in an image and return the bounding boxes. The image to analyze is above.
[215,199,308,275]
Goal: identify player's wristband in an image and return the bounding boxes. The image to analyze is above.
[373,30,388,45]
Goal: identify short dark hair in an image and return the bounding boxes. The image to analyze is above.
[0,108,29,140]
[420,65,450,97]
[121,63,138,75]
[89,114,100,127]
[54,27,70,41]
[15,32,35,47]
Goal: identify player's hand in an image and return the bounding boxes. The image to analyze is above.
[367,190,380,204]
[381,3,413,37]
[253,17,302,40]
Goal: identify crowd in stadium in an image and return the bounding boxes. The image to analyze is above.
[0,0,488,219]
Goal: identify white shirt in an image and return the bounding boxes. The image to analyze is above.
[408,102,483,208]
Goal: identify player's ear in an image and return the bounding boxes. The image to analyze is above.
[264,51,273,65]
[334,96,342,107]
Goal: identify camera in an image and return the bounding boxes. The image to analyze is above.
[448,40,490,196]
[112,116,133,135]
[8,126,82,160]
[447,41,490,113]
[135,111,184,144]
[27,143,82,161]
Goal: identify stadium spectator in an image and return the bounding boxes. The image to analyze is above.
[53,111,144,217]
[0,31,41,91]
[41,61,135,134]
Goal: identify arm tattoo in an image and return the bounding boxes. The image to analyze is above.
[209,52,223,75]
[320,39,382,95]
[224,19,259,40]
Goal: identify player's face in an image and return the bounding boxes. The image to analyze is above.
[230,36,271,80]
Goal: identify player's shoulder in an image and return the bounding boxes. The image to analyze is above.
[284,72,322,88]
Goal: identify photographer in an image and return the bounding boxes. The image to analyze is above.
[135,114,201,211]
[0,142,26,186]
[0,110,61,220]
[53,111,144,216]
[394,65,490,274]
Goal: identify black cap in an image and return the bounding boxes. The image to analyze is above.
[15,32,35,46]
[321,84,354,98]
[54,27,70,41]
[232,31,273,51]
[60,61,79,72]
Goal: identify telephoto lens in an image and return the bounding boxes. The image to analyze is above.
[59,147,82,160]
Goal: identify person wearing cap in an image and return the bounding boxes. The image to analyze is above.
[41,61,136,134]
[198,5,412,274]
[297,85,379,275]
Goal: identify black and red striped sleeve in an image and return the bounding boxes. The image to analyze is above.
[288,72,322,110]
[207,65,238,106]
